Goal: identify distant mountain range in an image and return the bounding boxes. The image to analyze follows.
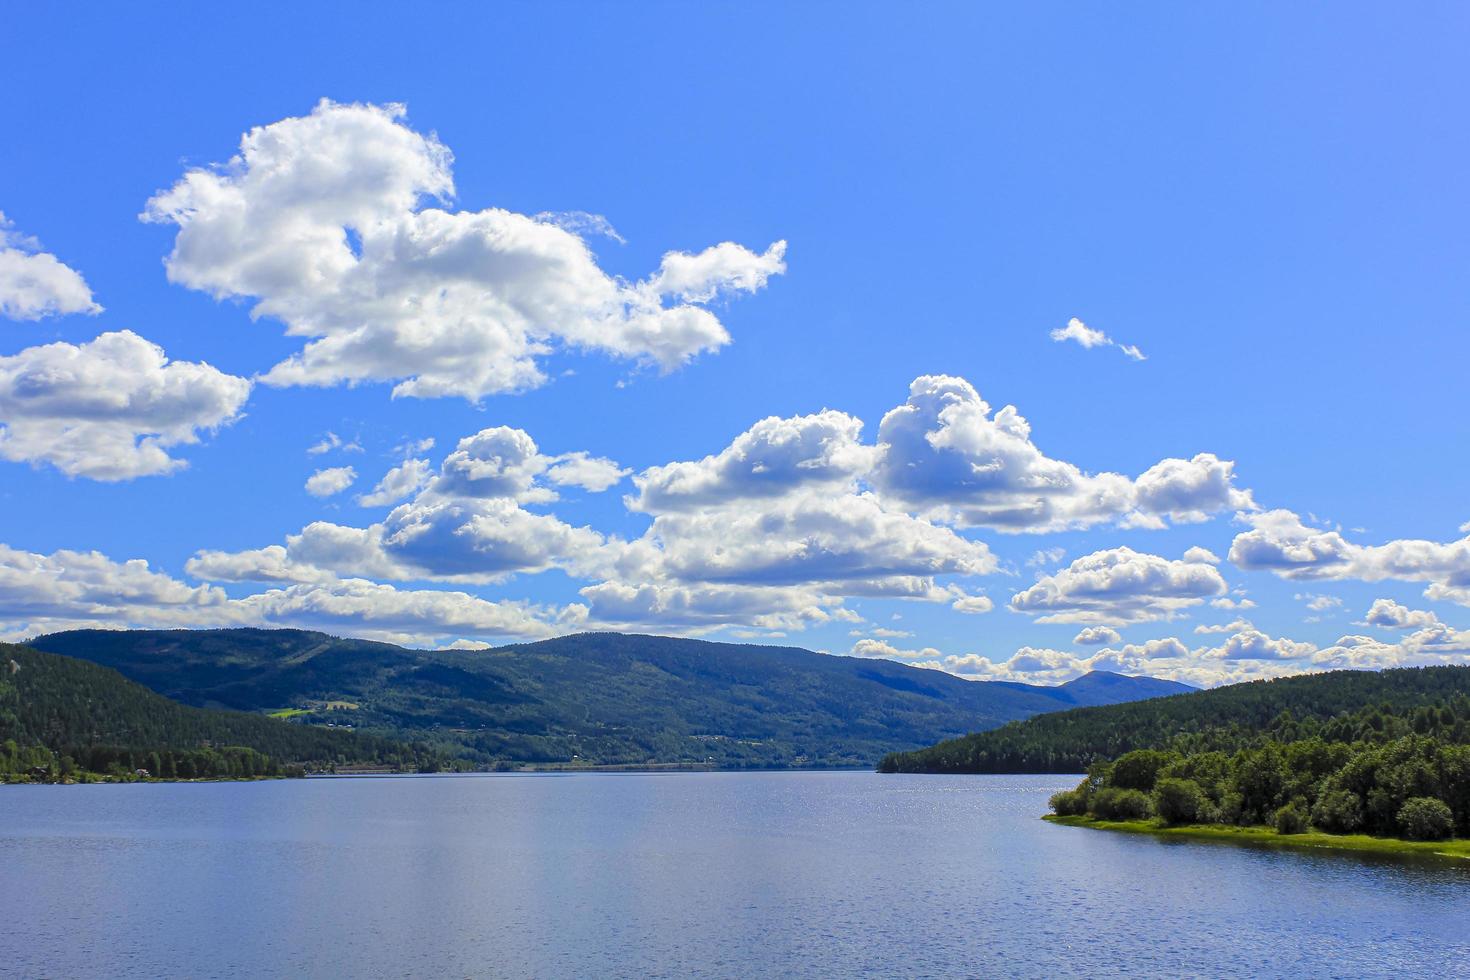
[28,629,1194,768]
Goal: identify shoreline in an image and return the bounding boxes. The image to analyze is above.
[1044,814,1470,863]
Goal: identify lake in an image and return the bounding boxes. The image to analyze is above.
[1,772,1466,978]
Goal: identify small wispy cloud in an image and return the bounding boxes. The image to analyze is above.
[1050,317,1146,361]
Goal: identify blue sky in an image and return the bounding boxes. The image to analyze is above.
[2,3,1467,685]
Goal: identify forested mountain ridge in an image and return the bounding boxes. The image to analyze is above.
[28,629,1191,769]
[0,643,444,781]
[879,666,1470,774]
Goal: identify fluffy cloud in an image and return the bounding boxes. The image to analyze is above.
[1194,617,1254,635]
[630,410,872,512]
[641,490,994,587]
[849,638,943,661]
[1049,317,1145,361]
[0,543,225,623]
[872,376,1252,532]
[0,541,573,646]
[0,213,101,320]
[0,330,251,480]
[305,466,357,497]
[190,426,621,587]
[357,457,432,507]
[544,452,629,493]
[1364,598,1439,630]
[143,100,785,400]
[1230,509,1470,606]
[1009,547,1227,625]
[1074,625,1121,645]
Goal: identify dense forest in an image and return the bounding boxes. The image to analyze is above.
[879,666,1470,773]
[1049,734,1470,842]
[0,643,446,782]
[29,629,1189,769]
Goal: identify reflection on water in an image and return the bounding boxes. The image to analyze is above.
[1,772,1465,978]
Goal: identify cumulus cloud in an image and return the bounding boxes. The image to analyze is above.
[1074,625,1122,645]
[0,330,251,480]
[1049,317,1145,361]
[1364,598,1439,630]
[192,425,622,588]
[305,466,357,497]
[0,213,101,320]
[0,541,575,647]
[143,100,785,400]
[1194,617,1254,635]
[543,452,629,493]
[872,376,1252,532]
[849,638,942,661]
[357,457,432,507]
[1230,509,1470,606]
[629,410,873,512]
[1009,546,1227,625]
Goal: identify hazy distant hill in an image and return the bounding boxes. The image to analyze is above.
[0,642,442,779]
[29,629,1193,769]
[879,665,1470,774]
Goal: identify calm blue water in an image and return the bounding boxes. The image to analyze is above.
[1,772,1467,978]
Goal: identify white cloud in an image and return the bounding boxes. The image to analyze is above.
[1009,546,1227,625]
[357,458,432,507]
[307,431,362,456]
[0,330,251,480]
[1183,546,1221,565]
[1074,625,1122,645]
[1049,317,1146,361]
[1364,598,1439,630]
[0,541,576,647]
[629,410,872,512]
[143,100,785,400]
[872,376,1251,532]
[1295,592,1343,612]
[305,466,357,497]
[0,212,101,320]
[849,638,942,661]
[543,452,629,493]
[1230,509,1470,606]
[1210,596,1256,610]
[638,490,996,588]
[1194,617,1254,635]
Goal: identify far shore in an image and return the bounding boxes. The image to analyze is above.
[1045,814,1470,864]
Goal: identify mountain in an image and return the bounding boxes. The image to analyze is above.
[27,629,1192,769]
[879,665,1470,774]
[1044,670,1194,707]
[0,642,444,780]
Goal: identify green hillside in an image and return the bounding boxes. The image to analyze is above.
[28,629,1191,769]
[0,643,444,781]
[879,666,1470,773]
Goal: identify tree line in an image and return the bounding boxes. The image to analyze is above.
[879,666,1470,774]
[1050,734,1468,842]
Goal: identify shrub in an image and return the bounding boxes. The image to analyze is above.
[1049,789,1088,816]
[1092,787,1153,820]
[1311,789,1364,834]
[1397,797,1454,841]
[1153,778,1208,826]
[1273,800,1310,835]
